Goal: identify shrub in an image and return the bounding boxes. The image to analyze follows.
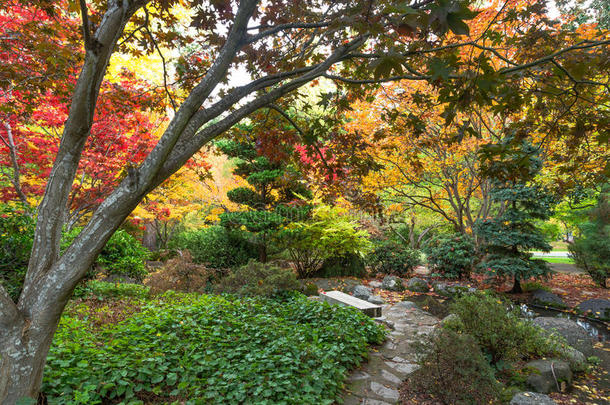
[424,233,476,279]
[407,328,501,404]
[315,253,368,278]
[0,204,34,300]
[445,293,561,364]
[367,239,421,276]
[43,293,385,404]
[301,282,319,296]
[215,260,301,297]
[97,229,150,280]
[169,225,257,268]
[0,207,149,298]
[62,227,149,280]
[569,188,609,288]
[144,251,213,294]
[277,202,372,278]
[77,280,151,300]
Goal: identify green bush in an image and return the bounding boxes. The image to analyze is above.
[0,204,34,300]
[316,253,368,278]
[301,282,319,296]
[367,239,421,276]
[407,328,501,405]
[0,207,149,298]
[569,188,609,288]
[62,228,150,280]
[169,225,257,268]
[277,202,372,278]
[521,281,551,293]
[76,280,151,300]
[215,260,301,297]
[43,293,385,404]
[444,293,561,364]
[424,233,475,279]
[98,229,150,280]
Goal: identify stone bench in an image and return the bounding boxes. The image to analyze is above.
[319,290,382,317]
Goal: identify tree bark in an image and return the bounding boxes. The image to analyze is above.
[142,222,158,251]
[0,318,56,403]
[510,276,522,293]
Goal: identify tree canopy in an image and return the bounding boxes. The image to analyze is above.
[0,0,608,402]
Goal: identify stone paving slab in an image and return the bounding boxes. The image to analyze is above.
[341,302,439,404]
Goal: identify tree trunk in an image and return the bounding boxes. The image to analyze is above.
[258,244,267,263]
[142,222,158,251]
[0,321,55,404]
[510,276,522,293]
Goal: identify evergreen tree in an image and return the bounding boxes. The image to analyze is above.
[216,138,309,263]
[569,185,609,288]
[475,138,555,293]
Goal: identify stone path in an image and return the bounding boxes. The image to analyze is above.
[342,301,440,404]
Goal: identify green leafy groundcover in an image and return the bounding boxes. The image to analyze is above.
[43,291,385,404]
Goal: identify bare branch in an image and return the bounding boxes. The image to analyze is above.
[246,21,331,44]
[267,104,334,174]
[500,39,610,75]
[79,0,92,49]
[144,8,177,111]
[322,72,430,84]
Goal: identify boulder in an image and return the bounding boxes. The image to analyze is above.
[431,281,475,297]
[407,277,429,293]
[381,276,404,291]
[532,317,594,356]
[431,281,451,296]
[353,285,372,300]
[368,280,383,289]
[373,316,394,330]
[525,359,572,394]
[559,346,587,373]
[577,298,610,320]
[510,392,556,405]
[396,301,418,309]
[531,289,566,307]
[367,295,385,305]
[440,313,460,326]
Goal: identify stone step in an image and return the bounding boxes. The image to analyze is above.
[319,290,382,317]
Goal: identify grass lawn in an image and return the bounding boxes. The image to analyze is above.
[540,256,575,264]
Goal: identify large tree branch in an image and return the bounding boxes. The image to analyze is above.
[246,21,331,44]
[127,0,259,196]
[500,39,610,75]
[157,36,367,181]
[0,284,20,327]
[19,0,262,315]
[22,0,152,306]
